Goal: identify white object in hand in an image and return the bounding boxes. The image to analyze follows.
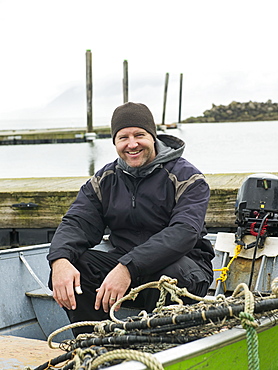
[75,286,83,294]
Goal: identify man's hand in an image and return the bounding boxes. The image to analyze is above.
[95,263,131,313]
[51,258,81,310]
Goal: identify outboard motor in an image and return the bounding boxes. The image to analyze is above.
[235,173,278,249]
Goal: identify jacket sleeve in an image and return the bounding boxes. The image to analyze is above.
[118,178,210,280]
[47,179,105,264]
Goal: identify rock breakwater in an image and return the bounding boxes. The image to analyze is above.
[183,100,278,123]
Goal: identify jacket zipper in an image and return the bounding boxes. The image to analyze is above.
[131,179,143,209]
[131,177,145,208]
[132,195,136,208]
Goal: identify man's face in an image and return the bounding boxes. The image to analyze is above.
[115,127,156,168]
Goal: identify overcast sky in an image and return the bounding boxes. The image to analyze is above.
[1,0,278,127]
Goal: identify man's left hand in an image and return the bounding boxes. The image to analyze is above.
[95,263,131,313]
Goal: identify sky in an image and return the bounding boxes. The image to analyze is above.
[0,0,278,128]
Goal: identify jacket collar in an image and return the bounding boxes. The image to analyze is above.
[117,134,185,178]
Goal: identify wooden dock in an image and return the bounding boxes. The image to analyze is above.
[0,126,111,144]
[1,172,274,236]
[0,124,177,145]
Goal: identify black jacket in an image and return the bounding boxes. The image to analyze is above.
[47,135,214,281]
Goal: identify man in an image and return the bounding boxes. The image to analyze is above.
[47,102,214,336]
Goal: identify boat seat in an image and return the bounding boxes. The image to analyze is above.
[89,236,114,251]
[26,287,53,299]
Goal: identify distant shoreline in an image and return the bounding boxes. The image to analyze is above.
[182,100,278,123]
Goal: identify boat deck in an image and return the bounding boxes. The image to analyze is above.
[0,335,63,370]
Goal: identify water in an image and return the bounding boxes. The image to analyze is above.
[1,120,277,178]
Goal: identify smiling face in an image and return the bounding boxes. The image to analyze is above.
[115,127,156,168]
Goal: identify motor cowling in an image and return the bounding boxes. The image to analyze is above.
[235,173,278,247]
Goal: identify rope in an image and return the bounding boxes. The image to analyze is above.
[71,347,98,369]
[45,275,278,370]
[90,349,164,370]
[47,275,240,348]
[271,277,278,297]
[232,283,255,315]
[110,275,212,323]
[47,320,111,349]
[110,280,158,323]
[239,312,260,370]
[59,347,164,370]
[48,275,213,348]
[214,244,243,292]
[233,283,260,370]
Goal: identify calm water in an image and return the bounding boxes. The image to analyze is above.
[1,120,277,178]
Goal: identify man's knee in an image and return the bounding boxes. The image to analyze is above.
[155,256,211,294]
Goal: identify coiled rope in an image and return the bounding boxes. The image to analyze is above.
[68,348,164,370]
[89,349,164,370]
[110,275,215,323]
[45,275,278,370]
[271,276,278,297]
[46,275,216,370]
[48,275,207,349]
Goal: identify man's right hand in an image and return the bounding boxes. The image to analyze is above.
[51,258,81,310]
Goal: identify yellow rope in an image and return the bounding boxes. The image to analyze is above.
[214,244,243,292]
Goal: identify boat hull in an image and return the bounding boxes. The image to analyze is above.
[1,237,278,369]
[0,244,72,341]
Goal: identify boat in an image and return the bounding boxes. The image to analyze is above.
[0,244,73,342]
[156,123,178,132]
[2,173,278,369]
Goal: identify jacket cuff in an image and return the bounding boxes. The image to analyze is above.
[118,255,140,282]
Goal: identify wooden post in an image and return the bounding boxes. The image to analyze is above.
[86,50,93,132]
[178,73,183,123]
[123,60,129,103]
[162,73,169,125]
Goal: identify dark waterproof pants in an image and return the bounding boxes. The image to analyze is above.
[52,247,212,337]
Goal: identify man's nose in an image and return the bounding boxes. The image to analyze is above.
[127,137,138,148]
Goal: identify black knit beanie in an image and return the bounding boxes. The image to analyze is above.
[111,102,157,143]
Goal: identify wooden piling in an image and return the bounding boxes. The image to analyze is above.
[178,73,183,123]
[123,60,129,103]
[86,50,93,132]
[162,73,169,125]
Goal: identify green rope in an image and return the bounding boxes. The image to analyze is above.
[239,311,260,370]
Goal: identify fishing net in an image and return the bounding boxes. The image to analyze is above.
[26,275,278,370]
